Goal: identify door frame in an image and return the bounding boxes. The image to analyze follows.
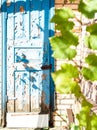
[1,0,55,127]
[1,0,7,127]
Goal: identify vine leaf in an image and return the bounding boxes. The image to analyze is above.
[85,54,97,66]
[85,35,97,50]
[77,106,92,128]
[51,8,75,24]
[52,64,81,97]
[78,0,97,18]
[85,24,97,50]
[86,24,97,35]
[91,114,97,129]
[82,54,97,81]
[50,8,78,60]
[49,36,77,59]
[49,4,97,129]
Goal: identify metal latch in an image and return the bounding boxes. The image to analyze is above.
[41,64,52,70]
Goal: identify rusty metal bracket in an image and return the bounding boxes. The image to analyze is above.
[41,64,52,70]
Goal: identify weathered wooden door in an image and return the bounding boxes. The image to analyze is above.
[3,0,54,128]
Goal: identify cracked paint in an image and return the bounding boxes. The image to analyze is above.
[6,0,51,114]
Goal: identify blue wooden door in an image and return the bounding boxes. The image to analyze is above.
[4,0,54,127]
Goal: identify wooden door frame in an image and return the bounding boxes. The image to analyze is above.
[1,0,7,127]
[49,0,55,127]
[1,0,55,127]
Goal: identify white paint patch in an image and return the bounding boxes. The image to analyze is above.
[6,113,49,128]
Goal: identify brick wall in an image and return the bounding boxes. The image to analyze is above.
[53,1,82,129]
[54,1,97,129]
[53,94,76,129]
[55,0,79,9]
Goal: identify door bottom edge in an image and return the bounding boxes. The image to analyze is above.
[6,113,49,128]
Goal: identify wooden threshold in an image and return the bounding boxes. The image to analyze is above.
[6,113,49,128]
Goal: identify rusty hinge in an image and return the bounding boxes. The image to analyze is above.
[41,64,52,70]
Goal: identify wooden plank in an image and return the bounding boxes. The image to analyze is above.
[67,109,74,124]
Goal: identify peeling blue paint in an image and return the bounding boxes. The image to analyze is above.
[2,0,54,125]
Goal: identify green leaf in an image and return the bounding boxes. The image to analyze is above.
[53,76,81,97]
[89,35,97,50]
[52,64,81,97]
[49,7,78,60]
[85,54,97,66]
[78,0,97,18]
[55,21,74,31]
[86,24,97,35]
[52,64,79,82]
[49,36,77,59]
[77,106,91,128]
[91,114,97,129]
[84,35,97,50]
[51,8,75,24]
[50,32,78,47]
[82,66,97,81]
[82,98,93,108]
[61,63,79,78]
[61,47,76,60]
[61,31,78,46]
[49,31,78,60]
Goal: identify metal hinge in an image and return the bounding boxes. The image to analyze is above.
[41,64,52,70]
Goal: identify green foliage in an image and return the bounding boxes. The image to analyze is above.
[70,124,80,130]
[51,8,75,23]
[85,35,97,50]
[86,23,97,34]
[50,0,97,129]
[49,8,78,60]
[91,114,97,130]
[82,54,97,81]
[78,0,97,18]
[85,54,97,66]
[49,35,77,59]
[77,107,91,129]
[82,66,97,81]
[52,64,81,97]
[85,23,97,50]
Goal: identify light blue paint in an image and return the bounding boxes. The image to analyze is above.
[2,0,55,125]
[1,0,7,126]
